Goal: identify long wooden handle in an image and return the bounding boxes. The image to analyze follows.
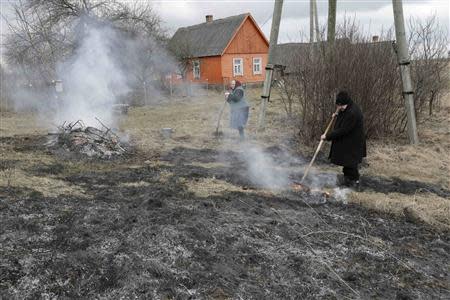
[215,100,228,132]
[300,109,339,183]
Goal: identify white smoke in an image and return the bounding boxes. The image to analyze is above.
[55,25,129,126]
[308,171,338,190]
[333,187,352,204]
[240,143,297,190]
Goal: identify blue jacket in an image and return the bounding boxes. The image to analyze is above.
[227,86,249,110]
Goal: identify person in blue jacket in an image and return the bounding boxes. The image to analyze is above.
[226,80,249,140]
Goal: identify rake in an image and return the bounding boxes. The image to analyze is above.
[300,108,340,184]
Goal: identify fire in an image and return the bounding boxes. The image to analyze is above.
[290,183,331,198]
[291,183,309,192]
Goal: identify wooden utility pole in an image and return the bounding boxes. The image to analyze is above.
[392,0,419,144]
[258,0,283,131]
[327,0,337,47]
[310,0,320,42]
[310,0,314,42]
[313,0,320,41]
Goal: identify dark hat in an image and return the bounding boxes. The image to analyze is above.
[335,91,352,105]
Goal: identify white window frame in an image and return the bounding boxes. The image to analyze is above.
[253,57,262,75]
[233,58,243,76]
[193,60,200,79]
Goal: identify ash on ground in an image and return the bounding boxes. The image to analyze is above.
[46,120,129,159]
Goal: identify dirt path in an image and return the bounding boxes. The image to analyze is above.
[1,138,449,299]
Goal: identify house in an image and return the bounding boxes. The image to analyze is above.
[168,13,269,86]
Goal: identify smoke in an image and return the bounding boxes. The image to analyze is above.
[333,187,352,204]
[241,145,289,189]
[6,18,179,127]
[238,143,303,190]
[55,25,129,126]
[308,171,338,190]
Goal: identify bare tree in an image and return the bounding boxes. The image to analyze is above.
[408,14,449,116]
[167,35,194,80]
[3,0,165,86]
[276,15,448,144]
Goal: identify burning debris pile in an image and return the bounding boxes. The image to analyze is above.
[47,120,128,159]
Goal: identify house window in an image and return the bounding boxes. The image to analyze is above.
[193,60,200,79]
[233,58,243,76]
[253,57,262,75]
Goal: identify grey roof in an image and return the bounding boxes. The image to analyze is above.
[272,43,309,73]
[273,39,394,74]
[168,14,248,57]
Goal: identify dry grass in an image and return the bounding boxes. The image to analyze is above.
[186,177,247,198]
[1,87,449,230]
[0,168,89,198]
[364,93,450,188]
[119,89,297,153]
[0,111,51,137]
[349,191,450,231]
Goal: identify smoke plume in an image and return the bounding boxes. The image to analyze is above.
[55,25,129,126]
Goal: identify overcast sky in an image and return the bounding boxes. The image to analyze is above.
[1,0,449,60]
[154,0,449,42]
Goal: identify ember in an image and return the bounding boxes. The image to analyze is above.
[291,182,331,198]
[291,183,309,192]
[47,120,128,159]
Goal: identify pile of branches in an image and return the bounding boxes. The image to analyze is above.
[47,119,127,159]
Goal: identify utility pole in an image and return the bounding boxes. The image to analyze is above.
[392,0,419,144]
[327,0,337,47]
[313,0,320,41]
[258,0,283,131]
[310,0,314,43]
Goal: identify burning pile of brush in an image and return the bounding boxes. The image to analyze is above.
[47,119,127,159]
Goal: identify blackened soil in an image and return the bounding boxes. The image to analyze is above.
[1,143,449,299]
[162,147,450,198]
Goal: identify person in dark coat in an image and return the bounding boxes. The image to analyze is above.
[226,80,249,140]
[321,91,366,187]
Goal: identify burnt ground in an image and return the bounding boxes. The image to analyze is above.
[1,136,449,299]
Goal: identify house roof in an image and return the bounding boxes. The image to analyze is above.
[272,43,309,73]
[273,39,394,74]
[168,13,251,58]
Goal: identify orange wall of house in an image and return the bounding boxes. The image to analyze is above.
[183,17,269,84]
[185,56,223,84]
[225,18,269,54]
[221,17,268,83]
[221,53,267,84]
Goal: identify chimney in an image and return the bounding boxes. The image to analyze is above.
[372,35,379,43]
[206,15,213,23]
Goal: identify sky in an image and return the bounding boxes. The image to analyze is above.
[1,0,449,64]
[153,0,449,42]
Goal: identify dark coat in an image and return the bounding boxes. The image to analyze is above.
[326,101,366,167]
[227,86,249,129]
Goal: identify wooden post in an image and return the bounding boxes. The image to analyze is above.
[143,81,147,104]
[169,75,173,97]
[313,0,320,42]
[392,0,419,144]
[327,0,337,48]
[310,0,314,43]
[258,0,283,131]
